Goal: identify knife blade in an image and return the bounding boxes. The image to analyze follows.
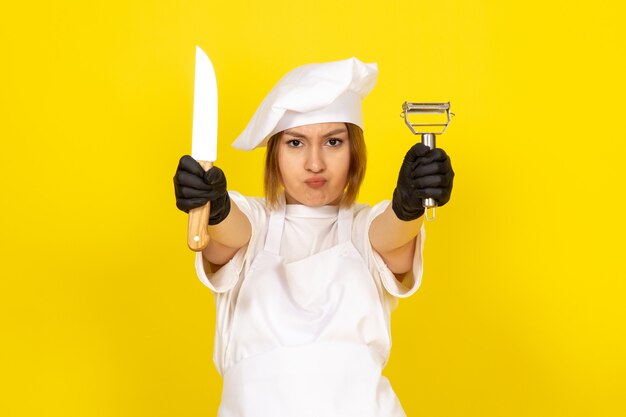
[188,46,218,251]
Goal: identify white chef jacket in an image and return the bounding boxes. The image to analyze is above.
[195,191,425,376]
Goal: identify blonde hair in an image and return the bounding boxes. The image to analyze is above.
[264,123,366,209]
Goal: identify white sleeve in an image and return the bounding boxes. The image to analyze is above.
[194,191,267,293]
[355,200,426,298]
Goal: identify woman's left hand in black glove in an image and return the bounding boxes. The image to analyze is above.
[392,143,455,221]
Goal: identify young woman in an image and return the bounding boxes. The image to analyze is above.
[174,58,453,417]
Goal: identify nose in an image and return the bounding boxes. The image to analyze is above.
[304,146,325,173]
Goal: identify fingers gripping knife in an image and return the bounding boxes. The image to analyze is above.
[188,46,218,251]
[401,102,454,221]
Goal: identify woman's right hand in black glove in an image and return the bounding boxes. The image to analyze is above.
[173,155,231,225]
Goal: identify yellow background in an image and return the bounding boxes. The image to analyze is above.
[2,1,624,416]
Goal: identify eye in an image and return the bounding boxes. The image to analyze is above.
[287,139,302,148]
[326,138,343,147]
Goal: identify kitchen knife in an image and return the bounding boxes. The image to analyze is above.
[188,46,218,251]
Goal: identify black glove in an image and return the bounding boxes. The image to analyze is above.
[173,155,231,225]
[392,143,454,221]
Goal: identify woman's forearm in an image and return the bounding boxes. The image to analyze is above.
[369,204,423,274]
[201,201,251,266]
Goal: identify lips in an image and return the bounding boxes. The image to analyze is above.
[304,177,327,189]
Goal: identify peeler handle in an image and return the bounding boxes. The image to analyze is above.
[421,133,437,221]
[421,133,437,209]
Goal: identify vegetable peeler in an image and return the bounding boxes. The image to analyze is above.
[401,101,454,221]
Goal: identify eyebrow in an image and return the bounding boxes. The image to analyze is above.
[283,128,348,138]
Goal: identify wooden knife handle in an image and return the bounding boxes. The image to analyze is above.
[187,160,213,251]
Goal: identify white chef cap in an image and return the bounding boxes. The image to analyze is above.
[232,57,378,150]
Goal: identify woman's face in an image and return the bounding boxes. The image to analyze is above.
[278,122,350,206]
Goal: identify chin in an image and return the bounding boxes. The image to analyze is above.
[286,190,342,206]
[299,196,326,207]
[306,199,329,207]
[306,193,342,207]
